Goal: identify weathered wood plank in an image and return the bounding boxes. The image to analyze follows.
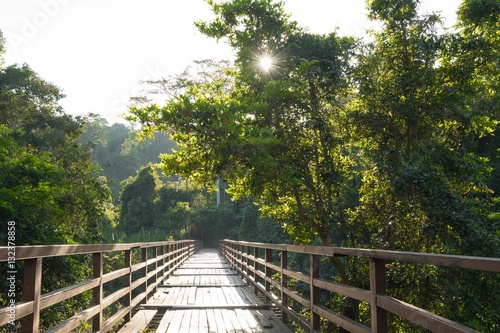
[206,309,219,333]
[155,310,176,333]
[187,286,197,305]
[236,308,258,332]
[200,309,210,332]
[178,309,192,332]
[116,309,157,333]
[213,309,227,333]
[190,309,200,332]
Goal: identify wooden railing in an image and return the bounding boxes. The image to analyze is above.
[219,240,500,333]
[0,240,201,333]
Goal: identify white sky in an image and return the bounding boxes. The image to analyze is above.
[1,0,462,124]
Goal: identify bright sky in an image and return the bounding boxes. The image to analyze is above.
[1,0,462,124]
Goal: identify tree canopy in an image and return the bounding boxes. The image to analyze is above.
[127,0,500,330]
[128,0,500,252]
[0,64,111,245]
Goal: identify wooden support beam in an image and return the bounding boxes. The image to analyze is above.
[92,252,103,332]
[140,304,273,310]
[160,284,248,288]
[21,258,42,333]
[253,247,259,295]
[141,248,148,298]
[123,249,132,323]
[265,248,272,304]
[152,247,158,294]
[310,254,320,332]
[281,249,288,325]
[370,258,388,333]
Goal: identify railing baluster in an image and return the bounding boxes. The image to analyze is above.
[142,247,148,299]
[124,248,132,323]
[174,243,179,267]
[240,244,244,275]
[265,248,272,303]
[233,243,236,267]
[253,247,259,295]
[158,245,164,281]
[21,258,42,333]
[310,254,320,332]
[370,258,388,333]
[281,249,288,325]
[92,252,103,332]
[168,244,173,273]
[246,245,251,278]
[152,246,158,293]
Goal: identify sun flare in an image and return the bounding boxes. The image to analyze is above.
[259,55,273,72]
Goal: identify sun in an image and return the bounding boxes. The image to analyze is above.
[259,55,273,72]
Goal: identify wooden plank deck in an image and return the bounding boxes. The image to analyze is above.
[118,248,292,333]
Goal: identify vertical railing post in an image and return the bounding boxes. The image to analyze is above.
[124,248,132,323]
[246,245,251,279]
[233,243,237,267]
[174,243,178,268]
[281,249,288,324]
[178,243,182,265]
[21,258,42,333]
[141,247,148,298]
[253,247,259,295]
[370,258,388,333]
[240,244,244,275]
[265,248,272,303]
[92,252,103,332]
[235,243,238,266]
[152,246,158,292]
[310,254,320,332]
[171,243,176,268]
[168,244,173,273]
[237,244,242,274]
[172,243,176,270]
[159,245,165,281]
[177,243,182,264]
[179,242,182,265]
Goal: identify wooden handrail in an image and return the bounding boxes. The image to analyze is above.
[2,239,497,332]
[219,239,500,333]
[0,240,202,332]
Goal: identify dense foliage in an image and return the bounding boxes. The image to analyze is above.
[0,43,113,329]
[127,0,500,331]
[0,66,111,246]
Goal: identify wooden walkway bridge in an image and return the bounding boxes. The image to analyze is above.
[1,239,499,332]
[118,248,291,332]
